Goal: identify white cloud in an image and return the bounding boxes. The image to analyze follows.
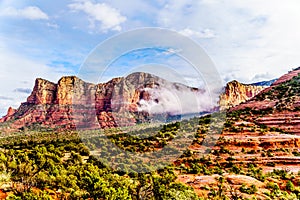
[136,81,216,115]
[68,1,127,32]
[251,72,274,82]
[1,6,49,20]
[0,42,70,116]
[1,0,300,119]
[179,28,216,39]
[156,0,300,83]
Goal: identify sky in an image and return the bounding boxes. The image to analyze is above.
[1,0,300,116]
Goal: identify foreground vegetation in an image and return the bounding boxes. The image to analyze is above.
[0,129,200,199]
[0,110,300,199]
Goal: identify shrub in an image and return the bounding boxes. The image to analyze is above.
[286,180,295,191]
[239,184,257,194]
[266,182,280,191]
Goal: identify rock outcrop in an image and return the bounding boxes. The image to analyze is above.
[27,78,57,105]
[219,80,266,110]
[0,107,16,123]
[0,72,201,132]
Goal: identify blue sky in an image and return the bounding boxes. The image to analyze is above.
[1,0,300,115]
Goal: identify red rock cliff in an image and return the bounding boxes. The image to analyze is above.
[219,80,266,110]
[0,72,200,132]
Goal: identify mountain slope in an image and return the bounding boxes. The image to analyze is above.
[232,67,300,134]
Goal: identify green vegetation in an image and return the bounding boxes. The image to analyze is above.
[1,107,300,199]
[239,184,257,194]
[0,114,221,199]
[0,130,200,199]
[255,72,300,111]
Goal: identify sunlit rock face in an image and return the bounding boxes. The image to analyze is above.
[0,72,211,131]
[27,78,57,105]
[0,107,16,123]
[219,80,266,110]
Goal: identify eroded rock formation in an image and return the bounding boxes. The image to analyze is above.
[0,72,201,132]
[219,80,266,110]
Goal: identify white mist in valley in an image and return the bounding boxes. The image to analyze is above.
[137,79,220,116]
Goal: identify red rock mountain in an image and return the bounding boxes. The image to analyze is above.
[0,72,201,132]
[3,68,298,133]
[219,80,266,110]
[0,107,16,123]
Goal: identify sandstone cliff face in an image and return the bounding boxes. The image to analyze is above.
[0,72,200,131]
[27,78,57,104]
[219,80,266,110]
[57,76,97,105]
[1,76,118,131]
[0,107,16,123]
